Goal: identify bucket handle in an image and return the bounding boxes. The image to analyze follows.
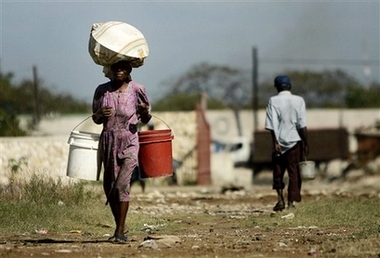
[71,115,93,132]
[71,114,173,135]
[150,114,174,137]
[151,114,170,128]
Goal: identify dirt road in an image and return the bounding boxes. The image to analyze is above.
[1,171,379,258]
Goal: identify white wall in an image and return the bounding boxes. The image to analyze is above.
[1,109,378,186]
[206,108,380,141]
[206,108,380,153]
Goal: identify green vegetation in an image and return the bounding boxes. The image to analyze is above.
[258,70,380,109]
[0,109,27,136]
[159,63,380,109]
[0,71,90,115]
[346,83,380,108]
[0,174,161,236]
[246,196,380,234]
[1,174,379,239]
[1,66,379,136]
[153,92,227,111]
[0,70,91,136]
[0,173,379,257]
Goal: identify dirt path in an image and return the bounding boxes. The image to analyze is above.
[1,171,379,258]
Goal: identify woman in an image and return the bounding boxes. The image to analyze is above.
[92,60,151,243]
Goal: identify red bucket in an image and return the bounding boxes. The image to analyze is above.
[138,129,174,178]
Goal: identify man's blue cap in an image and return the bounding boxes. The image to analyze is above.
[274,75,291,88]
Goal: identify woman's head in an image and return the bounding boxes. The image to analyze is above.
[110,61,132,82]
[111,61,132,73]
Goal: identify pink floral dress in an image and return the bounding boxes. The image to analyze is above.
[92,80,150,203]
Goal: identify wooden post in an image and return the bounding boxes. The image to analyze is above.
[32,65,40,124]
[252,47,258,130]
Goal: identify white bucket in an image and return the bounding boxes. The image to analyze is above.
[299,161,316,180]
[66,130,100,181]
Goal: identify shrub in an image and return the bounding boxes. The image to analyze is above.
[0,109,27,136]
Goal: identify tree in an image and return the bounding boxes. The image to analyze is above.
[169,62,251,109]
[161,62,251,135]
[345,82,380,108]
[0,70,90,115]
[0,109,27,136]
[156,63,378,111]
[153,92,226,111]
[0,69,91,136]
[258,69,374,108]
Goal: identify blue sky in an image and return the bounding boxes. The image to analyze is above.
[1,1,379,103]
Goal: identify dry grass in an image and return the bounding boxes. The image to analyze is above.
[0,174,379,257]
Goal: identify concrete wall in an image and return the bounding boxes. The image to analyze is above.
[0,136,69,185]
[1,112,197,186]
[207,108,380,153]
[1,109,379,187]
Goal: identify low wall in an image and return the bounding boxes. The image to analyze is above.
[0,136,69,185]
[1,109,379,186]
[1,112,197,186]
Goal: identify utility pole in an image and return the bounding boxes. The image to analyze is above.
[32,65,40,125]
[252,47,258,131]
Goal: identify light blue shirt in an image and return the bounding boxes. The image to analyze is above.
[265,91,307,154]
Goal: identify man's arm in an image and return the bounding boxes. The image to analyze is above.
[298,127,309,158]
[268,129,282,154]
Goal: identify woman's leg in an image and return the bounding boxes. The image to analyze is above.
[109,199,119,226]
[115,201,129,235]
[108,195,129,242]
[110,157,134,241]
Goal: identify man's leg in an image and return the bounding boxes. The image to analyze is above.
[286,142,302,207]
[273,153,286,211]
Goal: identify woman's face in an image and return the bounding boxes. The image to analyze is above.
[110,61,131,81]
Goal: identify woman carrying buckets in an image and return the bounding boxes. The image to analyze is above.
[92,60,152,243]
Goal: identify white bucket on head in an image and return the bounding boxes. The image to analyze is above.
[299,160,316,180]
[66,130,100,181]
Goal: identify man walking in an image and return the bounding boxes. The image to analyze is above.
[265,75,309,211]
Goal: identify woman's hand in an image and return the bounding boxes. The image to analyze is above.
[93,106,113,124]
[100,106,114,117]
[95,106,113,117]
[137,103,149,116]
[137,103,151,124]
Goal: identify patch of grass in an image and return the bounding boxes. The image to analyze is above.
[247,196,380,235]
[0,174,379,257]
[0,198,160,237]
[1,173,95,205]
[296,196,380,229]
[243,195,380,255]
[0,174,169,236]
